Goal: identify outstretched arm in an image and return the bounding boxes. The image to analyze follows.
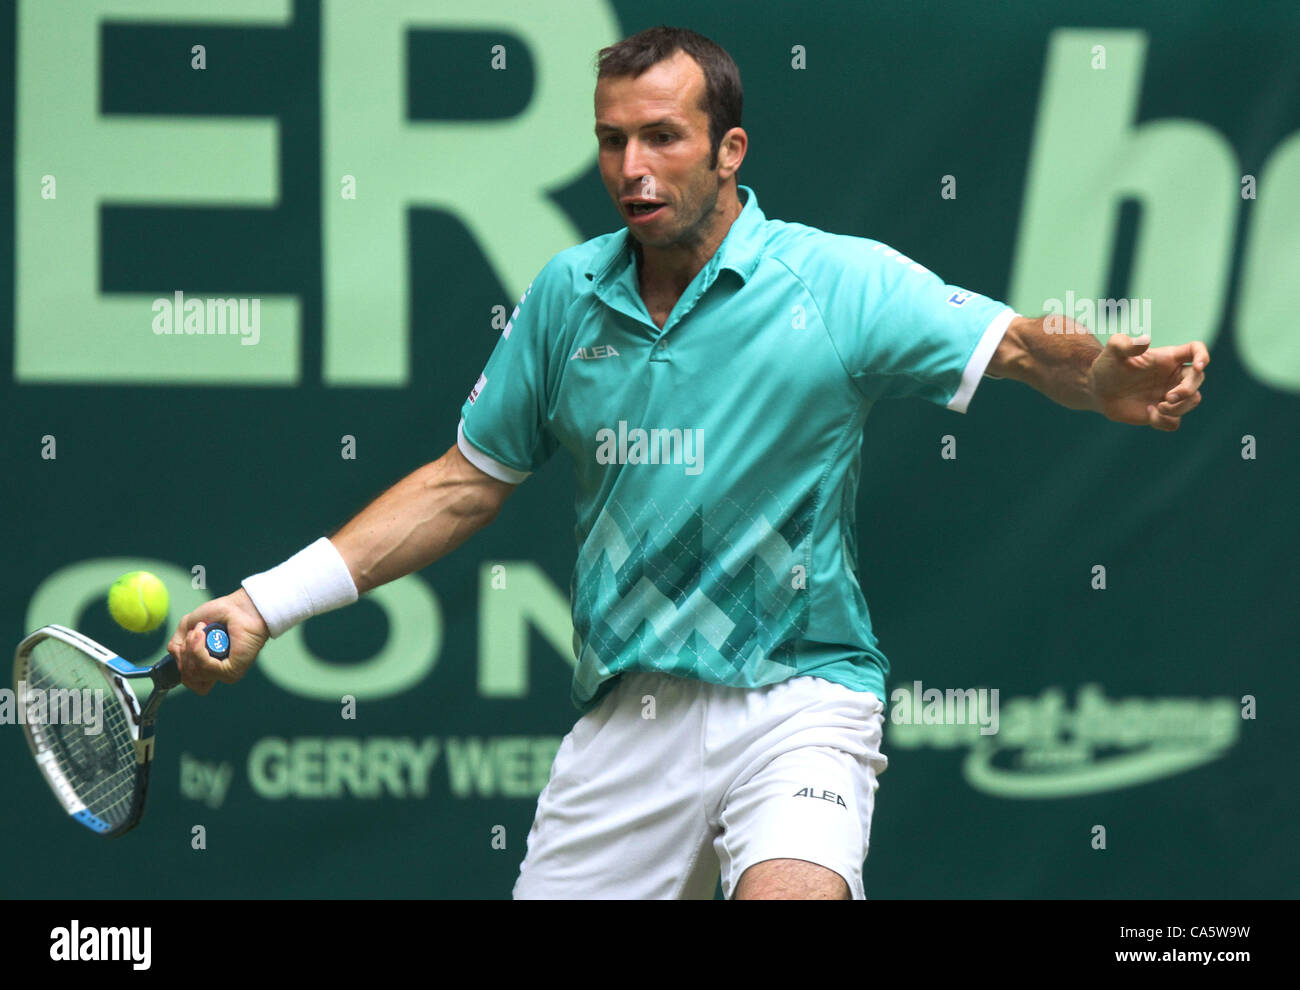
[168,442,516,694]
[986,315,1209,431]
[331,442,517,595]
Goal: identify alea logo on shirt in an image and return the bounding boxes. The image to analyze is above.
[571,344,620,360]
[594,420,704,475]
[887,683,1242,798]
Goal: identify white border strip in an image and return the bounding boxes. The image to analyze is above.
[457,418,530,484]
[948,307,1017,413]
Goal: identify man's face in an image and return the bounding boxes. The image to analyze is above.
[594,50,722,250]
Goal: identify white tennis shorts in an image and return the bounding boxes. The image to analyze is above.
[513,671,888,899]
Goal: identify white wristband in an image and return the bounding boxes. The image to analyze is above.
[241,537,359,638]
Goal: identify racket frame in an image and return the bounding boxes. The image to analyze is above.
[14,624,183,838]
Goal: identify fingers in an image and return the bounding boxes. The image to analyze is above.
[1108,333,1151,358]
[1096,335,1209,431]
[169,617,214,694]
[169,589,269,695]
[176,621,235,690]
[166,609,203,660]
[1158,388,1202,416]
[1146,403,1181,432]
[1157,353,1207,417]
[1177,363,1205,394]
[1162,339,1211,371]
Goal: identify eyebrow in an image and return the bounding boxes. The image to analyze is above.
[594,118,681,134]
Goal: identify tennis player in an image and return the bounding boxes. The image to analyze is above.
[169,26,1208,899]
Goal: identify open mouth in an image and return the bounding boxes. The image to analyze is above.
[626,202,666,218]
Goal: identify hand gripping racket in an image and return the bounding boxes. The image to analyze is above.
[12,621,229,838]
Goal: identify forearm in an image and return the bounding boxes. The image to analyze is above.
[181,447,511,684]
[331,444,509,595]
[988,315,1103,412]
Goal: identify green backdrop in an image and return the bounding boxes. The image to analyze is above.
[2,0,1296,898]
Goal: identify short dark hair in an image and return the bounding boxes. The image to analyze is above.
[595,26,743,170]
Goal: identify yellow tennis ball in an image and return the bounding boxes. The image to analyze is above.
[108,570,170,633]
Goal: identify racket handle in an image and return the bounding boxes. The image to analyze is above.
[151,621,231,691]
[202,621,231,661]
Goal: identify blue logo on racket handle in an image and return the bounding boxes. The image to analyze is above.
[204,622,230,660]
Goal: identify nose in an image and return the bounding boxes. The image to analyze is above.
[620,136,650,184]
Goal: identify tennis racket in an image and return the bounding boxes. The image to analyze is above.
[13,621,229,838]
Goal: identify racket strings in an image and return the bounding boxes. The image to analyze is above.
[25,639,138,826]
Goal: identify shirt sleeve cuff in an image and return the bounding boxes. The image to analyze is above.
[457,418,531,484]
[947,307,1018,414]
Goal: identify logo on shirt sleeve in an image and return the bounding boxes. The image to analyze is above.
[468,372,487,405]
[947,291,972,307]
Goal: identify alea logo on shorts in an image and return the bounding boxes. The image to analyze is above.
[887,683,1242,799]
[594,420,704,476]
[793,787,848,807]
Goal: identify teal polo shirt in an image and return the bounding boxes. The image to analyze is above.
[459,185,1015,714]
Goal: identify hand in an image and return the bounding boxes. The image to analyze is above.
[1087,334,1209,431]
[166,587,270,695]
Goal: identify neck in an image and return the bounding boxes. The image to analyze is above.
[636,184,744,298]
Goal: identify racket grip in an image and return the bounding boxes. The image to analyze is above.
[203,621,231,661]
